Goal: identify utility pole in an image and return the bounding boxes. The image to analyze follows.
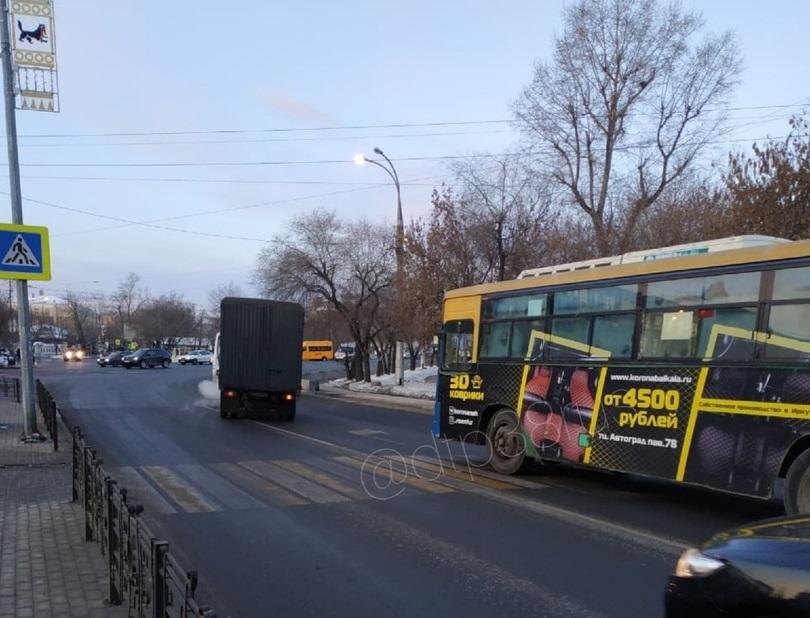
[1,0,38,437]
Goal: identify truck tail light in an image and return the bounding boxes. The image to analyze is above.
[284,393,295,402]
[225,390,237,398]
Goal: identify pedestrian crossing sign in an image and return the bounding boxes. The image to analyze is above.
[0,223,50,280]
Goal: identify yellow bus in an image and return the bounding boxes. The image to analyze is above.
[433,236,810,514]
[302,340,334,361]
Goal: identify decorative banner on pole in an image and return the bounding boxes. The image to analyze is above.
[9,0,58,112]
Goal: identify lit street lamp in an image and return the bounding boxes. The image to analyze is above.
[354,148,405,385]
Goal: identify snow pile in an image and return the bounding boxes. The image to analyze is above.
[326,366,438,400]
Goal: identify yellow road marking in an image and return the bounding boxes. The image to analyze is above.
[210,462,308,507]
[393,456,517,491]
[272,460,368,500]
[333,455,454,494]
[141,466,218,513]
[238,460,349,504]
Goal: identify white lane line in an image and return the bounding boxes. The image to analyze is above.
[348,429,388,436]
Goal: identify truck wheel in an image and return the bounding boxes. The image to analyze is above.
[486,408,527,475]
[785,449,810,514]
[162,359,170,369]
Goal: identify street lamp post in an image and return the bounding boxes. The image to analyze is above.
[354,148,405,386]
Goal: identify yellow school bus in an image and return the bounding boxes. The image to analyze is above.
[302,340,334,361]
[433,235,810,514]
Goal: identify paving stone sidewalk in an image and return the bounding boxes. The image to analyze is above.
[0,394,126,617]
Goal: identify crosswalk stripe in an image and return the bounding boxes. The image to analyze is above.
[176,464,265,510]
[389,456,518,491]
[141,466,219,513]
[272,460,368,501]
[237,460,349,504]
[412,455,547,489]
[332,455,454,495]
[210,462,308,507]
[109,466,177,514]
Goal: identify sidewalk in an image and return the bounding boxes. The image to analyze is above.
[0,398,125,617]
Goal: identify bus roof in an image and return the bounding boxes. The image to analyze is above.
[445,236,810,300]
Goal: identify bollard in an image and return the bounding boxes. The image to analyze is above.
[71,427,79,502]
[14,377,19,403]
[51,401,58,451]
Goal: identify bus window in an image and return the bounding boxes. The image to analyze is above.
[479,322,510,358]
[640,310,697,358]
[554,284,637,314]
[766,303,810,360]
[550,317,590,353]
[591,314,634,358]
[696,307,757,359]
[773,266,810,300]
[483,294,546,319]
[646,272,760,307]
[509,320,545,358]
[443,320,474,370]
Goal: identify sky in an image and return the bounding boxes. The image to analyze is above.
[4,0,810,308]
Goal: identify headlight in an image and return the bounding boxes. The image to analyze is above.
[76,350,84,358]
[65,351,74,359]
[674,548,725,578]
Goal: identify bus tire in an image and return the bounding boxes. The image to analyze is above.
[486,408,527,475]
[785,448,810,514]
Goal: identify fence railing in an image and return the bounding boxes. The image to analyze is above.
[35,379,59,450]
[0,375,20,402]
[73,425,217,617]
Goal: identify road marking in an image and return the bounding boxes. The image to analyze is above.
[347,428,388,436]
[332,455,454,495]
[176,464,265,510]
[108,466,177,514]
[398,456,518,491]
[250,421,689,554]
[141,466,219,513]
[237,460,349,504]
[210,462,307,507]
[412,454,548,489]
[272,460,368,501]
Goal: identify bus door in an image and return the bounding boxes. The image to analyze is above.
[436,318,479,440]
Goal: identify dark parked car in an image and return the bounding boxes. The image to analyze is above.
[97,351,125,367]
[121,348,172,369]
[666,515,810,617]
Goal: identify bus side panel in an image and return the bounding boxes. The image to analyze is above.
[437,364,526,442]
[681,366,810,498]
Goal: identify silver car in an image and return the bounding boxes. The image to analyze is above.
[177,350,212,365]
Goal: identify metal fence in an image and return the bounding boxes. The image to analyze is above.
[35,379,58,450]
[0,374,20,402]
[73,425,218,617]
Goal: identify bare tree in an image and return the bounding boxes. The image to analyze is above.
[64,292,100,350]
[254,210,395,382]
[723,115,810,239]
[451,155,552,280]
[111,272,147,342]
[207,282,244,335]
[513,0,741,254]
[133,293,196,350]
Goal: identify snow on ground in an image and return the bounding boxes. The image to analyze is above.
[326,366,438,400]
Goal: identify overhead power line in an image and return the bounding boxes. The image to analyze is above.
[0,135,793,168]
[4,102,806,140]
[19,175,436,187]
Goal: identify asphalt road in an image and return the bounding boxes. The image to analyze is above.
[34,359,783,618]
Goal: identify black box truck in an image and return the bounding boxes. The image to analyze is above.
[215,297,304,420]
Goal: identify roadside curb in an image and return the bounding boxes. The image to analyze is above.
[312,385,435,415]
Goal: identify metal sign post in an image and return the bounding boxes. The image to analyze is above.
[0,0,55,438]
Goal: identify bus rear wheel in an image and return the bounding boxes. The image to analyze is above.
[486,408,526,475]
[785,449,810,514]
